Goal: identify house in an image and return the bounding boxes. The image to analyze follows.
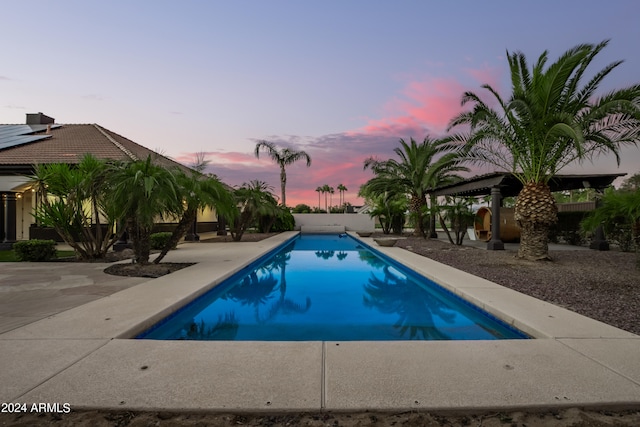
[0,113,221,247]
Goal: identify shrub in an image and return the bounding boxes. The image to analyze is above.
[549,211,589,245]
[13,239,57,261]
[150,232,176,250]
[271,208,295,232]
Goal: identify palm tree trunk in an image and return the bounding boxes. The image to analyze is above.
[515,182,557,260]
[410,195,427,238]
[153,209,196,264]
[280,166,287,207]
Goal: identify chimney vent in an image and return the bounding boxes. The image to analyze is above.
[26,112,55,125]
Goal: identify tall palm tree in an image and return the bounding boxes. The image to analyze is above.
[337,183,348,211]
[254,141,312,207]
[315,186,323,210]
[328,186,335,211]
[449,40,640,260]
[364,137,467,238]
[321,184,331,212]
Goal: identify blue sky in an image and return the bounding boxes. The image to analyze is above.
[2,1,639,207]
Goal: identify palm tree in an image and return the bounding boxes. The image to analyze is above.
[153,159,235,264]
[227,180,279,241]
[254,141,312,207]
[109,156,180,264]
[337,183,348,211]
[448,40,640,260]
[363,137,467,238]
[321,184,331,212]
[328,186,335,211]
[315,186,323,211]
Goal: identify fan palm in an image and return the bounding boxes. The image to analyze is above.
[449,40,640,260]
[254,141,312,207]
[363,137,468,238]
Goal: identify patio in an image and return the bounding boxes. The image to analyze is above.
[1,232,639,413]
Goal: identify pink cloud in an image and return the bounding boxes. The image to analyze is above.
[171,70,508,208]
[349,76,469,137]
[349,67,504,139]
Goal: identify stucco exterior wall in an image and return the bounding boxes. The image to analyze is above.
[292,213,374,232]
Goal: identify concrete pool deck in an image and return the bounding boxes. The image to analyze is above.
[1,231,639,413]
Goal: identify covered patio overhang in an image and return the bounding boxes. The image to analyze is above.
[431,172,625,250]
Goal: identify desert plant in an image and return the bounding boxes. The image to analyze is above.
[449,40,640,260]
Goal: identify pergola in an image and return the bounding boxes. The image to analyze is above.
[431,172,625,250]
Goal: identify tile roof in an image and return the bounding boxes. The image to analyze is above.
[0,124,189,171]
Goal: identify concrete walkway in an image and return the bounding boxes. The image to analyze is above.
[0,232,639,413]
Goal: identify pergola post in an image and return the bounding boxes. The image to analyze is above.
[487,186,504,250]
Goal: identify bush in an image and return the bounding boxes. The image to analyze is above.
[271,208,295,232]
[150,232,176,250]
[13,239,57,261]
[549,211,589,245]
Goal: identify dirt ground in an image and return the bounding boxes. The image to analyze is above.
[32,232,639,426]
[2,407,640,426]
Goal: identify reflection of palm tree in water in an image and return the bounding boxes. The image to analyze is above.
[357,250,385,269]
[224,270,279,322]
[363,266,455,340]
[336,251,348,261]
[183,312,239,340]
[261,249,311,323]
[225,249,311,324]
[315,250,334,260]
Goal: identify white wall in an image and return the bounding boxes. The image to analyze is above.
[292,213,375,232]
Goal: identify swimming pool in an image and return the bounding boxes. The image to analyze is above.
[137,234,528,341]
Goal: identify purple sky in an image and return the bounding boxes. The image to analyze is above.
[2,1,640,207]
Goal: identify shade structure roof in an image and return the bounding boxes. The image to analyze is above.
[432,172,626,198]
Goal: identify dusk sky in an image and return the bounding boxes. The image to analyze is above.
[2,1,640,207]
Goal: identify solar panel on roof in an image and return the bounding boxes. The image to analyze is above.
[0,124,59,151]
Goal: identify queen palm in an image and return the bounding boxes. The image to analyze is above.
[363,137,467,238]
[254,141,312,207]
[449,41,640,260]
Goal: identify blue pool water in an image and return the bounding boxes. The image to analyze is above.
[137,234,528,341]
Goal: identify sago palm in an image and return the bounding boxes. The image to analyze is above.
[254,141,311,207]
[449,40,640,260]
[363,137,467,238]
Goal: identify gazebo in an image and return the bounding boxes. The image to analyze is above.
[431,172,625,250]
